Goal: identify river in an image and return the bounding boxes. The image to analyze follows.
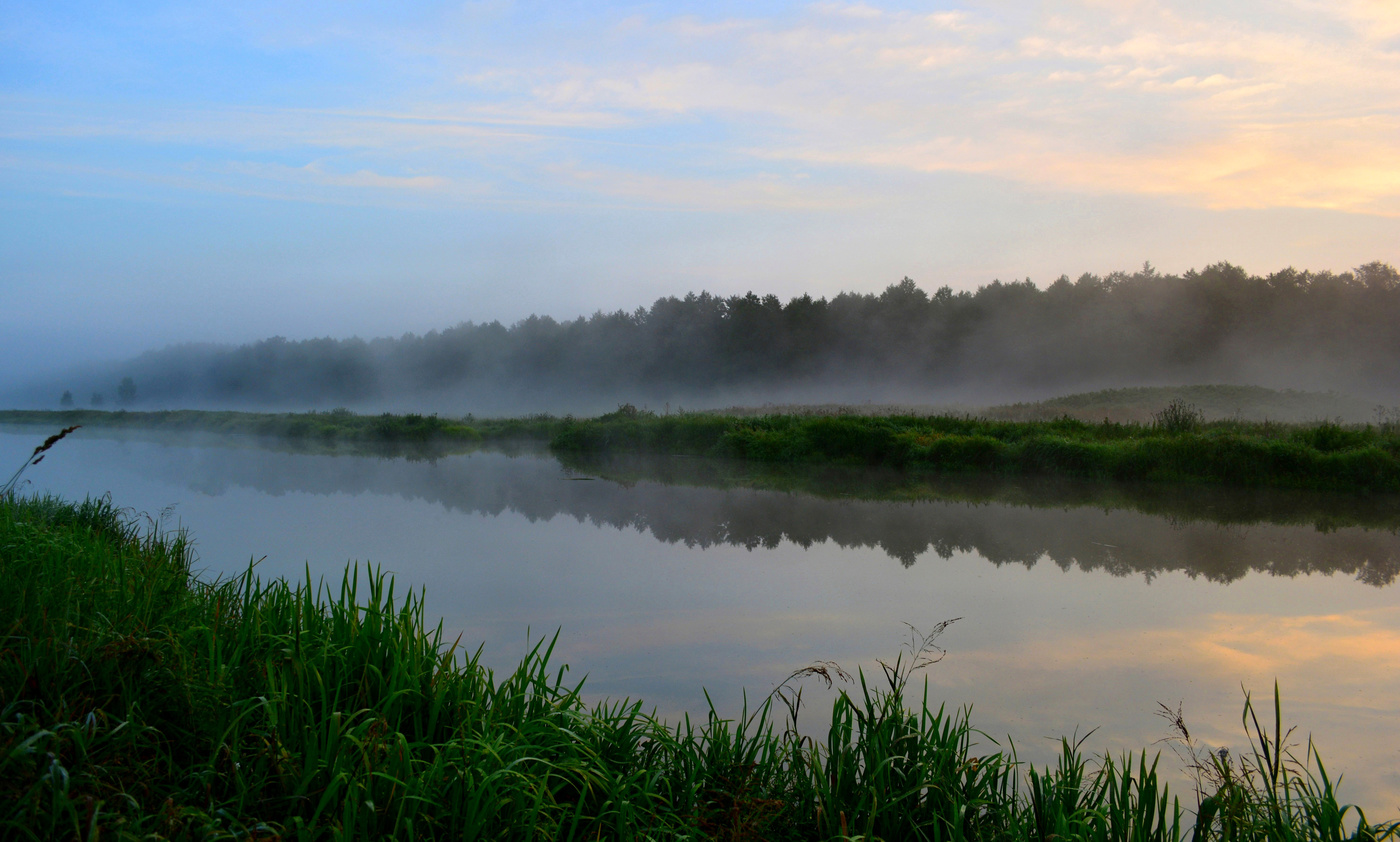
[4,426,1397,814]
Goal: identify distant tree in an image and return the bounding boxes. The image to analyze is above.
[60,390,74,407]
[91,392,105,407]
[116,376,137,406]
[1355,261,1399,291]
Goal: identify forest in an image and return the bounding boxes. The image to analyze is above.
[60,261,1400,411]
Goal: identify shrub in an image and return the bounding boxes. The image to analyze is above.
[1153,399,1203,434]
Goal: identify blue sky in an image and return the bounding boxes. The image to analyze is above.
[3,0,1398,384]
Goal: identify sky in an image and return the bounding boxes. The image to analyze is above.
[2,0,1399,386]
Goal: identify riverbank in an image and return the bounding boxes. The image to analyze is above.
[3,492,1395,840]
[553,407,1400,493]
[5,405,1400,492]
[0,407,564,447]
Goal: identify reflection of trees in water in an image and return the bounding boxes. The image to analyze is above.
[136,442,1400,586]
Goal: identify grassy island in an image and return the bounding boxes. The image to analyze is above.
[3,490,1396,840]
[552,405,1400,493]
[5,400,1400,492]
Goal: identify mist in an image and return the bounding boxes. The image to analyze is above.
[13,260,1400,416]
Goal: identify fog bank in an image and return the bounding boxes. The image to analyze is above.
[14,261,1399,415]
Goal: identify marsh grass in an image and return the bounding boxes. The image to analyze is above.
[551,408,1400,493]
[6,405,1399,491]
[0,409,566,449]
[1158,688,1399,842]
[3,487,1396,840]
[987,386,1383,426]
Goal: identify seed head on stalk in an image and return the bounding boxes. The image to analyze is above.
[2,425,81,496]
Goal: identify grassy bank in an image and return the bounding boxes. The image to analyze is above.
[3,492,1395,840]
[707,386,1387,425]
[0,408,565,449]
[5,404,1400,492]
[552,406,1400,493]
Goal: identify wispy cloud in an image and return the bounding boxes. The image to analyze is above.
[4,1,1399,214]
[507,1,1400,212]
[538,160,860,211]
[222,161,446,191]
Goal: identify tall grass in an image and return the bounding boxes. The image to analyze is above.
[2,492,1396,840]
[1159,689,1399,842]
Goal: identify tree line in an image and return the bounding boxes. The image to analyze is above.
[96,261,1400,410]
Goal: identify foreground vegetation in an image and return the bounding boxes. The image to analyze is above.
[3,489,1396,840]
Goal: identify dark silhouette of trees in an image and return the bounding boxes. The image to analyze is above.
[110,261,1400,408]
[60,390,74,407]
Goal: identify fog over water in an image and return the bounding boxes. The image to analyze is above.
[13,262,1400,414]
[4,427,1398,811]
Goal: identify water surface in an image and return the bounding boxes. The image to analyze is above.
[4,428,1398,813]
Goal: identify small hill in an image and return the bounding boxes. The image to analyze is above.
[985,385,1384,424]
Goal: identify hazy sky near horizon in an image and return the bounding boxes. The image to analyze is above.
[3,0,1399,386]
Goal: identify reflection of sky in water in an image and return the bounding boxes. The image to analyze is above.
[3,429,1398,814]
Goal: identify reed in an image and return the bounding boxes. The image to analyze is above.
[3,491,1395,840]
[0,424,80,495]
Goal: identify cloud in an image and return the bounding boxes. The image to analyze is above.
[539,160,863,211]
[4,1,1399,215]
[503,1,1400,213]
[812,2,885,20]
[1299,0,1400,41]
[224,161,445,191]
[0,99,615,149]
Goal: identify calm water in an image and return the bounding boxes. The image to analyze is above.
[5,427,1399,813]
